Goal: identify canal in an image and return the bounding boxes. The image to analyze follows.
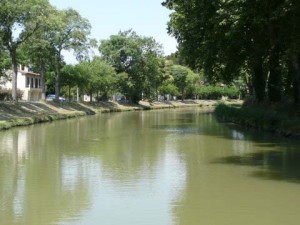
[0,108,300,225]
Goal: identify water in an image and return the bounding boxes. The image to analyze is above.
[0,108,300,225]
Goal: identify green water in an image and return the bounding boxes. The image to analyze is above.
[0,109,300,225]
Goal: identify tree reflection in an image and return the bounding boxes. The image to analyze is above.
[0,123,96,225]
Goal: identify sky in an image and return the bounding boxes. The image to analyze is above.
[49,0,178,64]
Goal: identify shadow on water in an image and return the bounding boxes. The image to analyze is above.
[213,148,300,183]
[150,110,300,184]
[210,119,300,183]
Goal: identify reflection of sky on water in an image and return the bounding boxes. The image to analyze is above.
[13,170,25,218]
[231,130,252,156]
[64,133,186,225]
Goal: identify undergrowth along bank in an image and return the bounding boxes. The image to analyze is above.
[214,103,300,138]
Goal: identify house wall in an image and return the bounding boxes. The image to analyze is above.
[0,66,42,102]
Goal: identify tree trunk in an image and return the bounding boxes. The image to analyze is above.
[90,93,93,102]
[55,58,61,100]
[10,48,18,102]
[252,61,266,103]
[68,85,71,102]
[39,61,46,101]
[268,43,282,102]
[76,87,80,102]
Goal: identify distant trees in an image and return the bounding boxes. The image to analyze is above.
[162,0,300,105]
[76,58,116,102]
[99,30,164,103]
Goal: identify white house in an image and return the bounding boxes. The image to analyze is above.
[1,65,42,101]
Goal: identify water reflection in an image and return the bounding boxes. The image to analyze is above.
[0,123,97,225]
[0,109,300,225]
[0,111,188,225]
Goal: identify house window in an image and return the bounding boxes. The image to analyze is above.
[31,78,34,88]
[26,77,30,88]
[35,78,38,88]
[39,79,41,88]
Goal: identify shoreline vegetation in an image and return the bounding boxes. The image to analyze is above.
[215,103,300,139]
[1,100,299,139]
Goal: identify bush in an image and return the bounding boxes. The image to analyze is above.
[196,85,239,100]
[214,103,300,137]
[0,88,23,101]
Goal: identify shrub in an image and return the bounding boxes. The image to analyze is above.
[214,103,300,137]
[0,88,23,101]
[196,85,239,100]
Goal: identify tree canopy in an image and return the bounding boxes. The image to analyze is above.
[99,30,164,103]
[163,0,300,104]
[0,0,51,101]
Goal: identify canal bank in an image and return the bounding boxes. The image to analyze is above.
[0,100,220,131]
[215,103,300,138]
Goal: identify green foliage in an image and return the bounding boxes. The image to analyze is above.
[76,58,117,101]
[0,48,10,77]
[166,64,199,99]
[158,83,179,96]
[0,0,51,101]
[163,0,300,105]
[196,86,239,100]
[215,104,300,136]
[45,8,92,98]
[99,30,164,103]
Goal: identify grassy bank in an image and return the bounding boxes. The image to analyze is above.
[0,102,89,131]
[0,100,219,131]
[215,103,300,138]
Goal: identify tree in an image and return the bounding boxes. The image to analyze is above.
[88,58,117,101]
[99,30,163,103]
[19,13,56,100]
[284,0,300,105]
[44,8,93,101]
[163,0,300,104]
[60,64,81,101]
[158,83,179,99]
[0,0,51,101]
[76,58,117,102]
[168,64,199,100]
[0,46,10,78]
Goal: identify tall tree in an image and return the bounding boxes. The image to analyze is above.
[44,8,92,100]
[19,12,56,100]
[0,0,50,101]
[163,0,300,104]
[168,64,199,100]
[76,58,116,102]
[99,30,163,103]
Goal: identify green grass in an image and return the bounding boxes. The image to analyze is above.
[0,112,86,131]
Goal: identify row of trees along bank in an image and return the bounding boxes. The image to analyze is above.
[162,0,300,106]
[49,30,240,103]
[0,0,240,103]
[0,0,94,101]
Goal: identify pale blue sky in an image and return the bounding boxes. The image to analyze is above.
[49,0,177,63]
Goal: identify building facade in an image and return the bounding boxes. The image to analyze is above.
[1,65,42,101]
